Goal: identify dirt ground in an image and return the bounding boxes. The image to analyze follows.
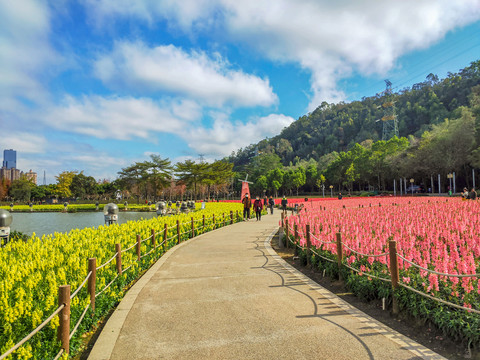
[271,236,479,360]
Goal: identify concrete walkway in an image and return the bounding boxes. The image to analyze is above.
[88,213,444,360]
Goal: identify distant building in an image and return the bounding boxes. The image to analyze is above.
[25,169,37,185]
[0,167,23,182]
[3,149,16,169]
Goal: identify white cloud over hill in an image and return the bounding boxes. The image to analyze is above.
[83,0,480,108]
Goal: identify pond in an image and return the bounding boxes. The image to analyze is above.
[9,211,159,237]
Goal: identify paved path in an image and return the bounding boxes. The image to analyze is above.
[89,213,444,360]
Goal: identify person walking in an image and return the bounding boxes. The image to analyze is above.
[268,196,275,214]
[253,196,263,221]
[469,188,477,200]
[242,193,252,220]
[281,196,288,214]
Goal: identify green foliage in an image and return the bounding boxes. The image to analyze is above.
[118,155,172,200]
[54,171,77,198]
[9,177,34,201]
[70,172,97,199]
[227,60,480,193]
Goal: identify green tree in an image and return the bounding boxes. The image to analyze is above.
[253,175,268,195]
[291,167,306,195]
[54,171,77,198]
[30,185,47,201]
[251,153,282,179]
[203,160,235,199]
[315,174,326,195]
[175,160,208,200]
[145,155,172,200]
[9,177,34,201]
[70,172,97,199]
[305,164,318,192]
[118,162,149,202]
[267,168,284,197]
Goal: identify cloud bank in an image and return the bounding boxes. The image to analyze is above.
[84,0,480,108]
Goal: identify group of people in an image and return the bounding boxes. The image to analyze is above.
[462,187,477,200]
[241,194,276,221]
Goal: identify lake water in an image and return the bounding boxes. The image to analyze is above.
[10,211,159,237]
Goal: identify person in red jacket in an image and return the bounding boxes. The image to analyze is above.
[253,196,263,221]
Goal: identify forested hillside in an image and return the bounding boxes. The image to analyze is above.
[228,60,480,195]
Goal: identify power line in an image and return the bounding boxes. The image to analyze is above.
[359,31,480,98]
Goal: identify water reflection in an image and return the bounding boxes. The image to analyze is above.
[10,211,159,237]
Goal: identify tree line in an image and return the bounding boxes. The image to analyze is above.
[228,60,480,195]
[0,156,234,203]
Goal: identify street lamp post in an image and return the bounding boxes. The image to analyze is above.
[447,173,453,196]
[0,210,13,247]
[410,178,414,196]
[329,185,333,198]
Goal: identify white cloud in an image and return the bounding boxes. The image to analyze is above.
[93,41,277,108]
[0,0,57,110]
[39,92,293,160]
[83,0,480,109]
[42,95,192,140]
[181,113,295,157]
[0,132,47,153]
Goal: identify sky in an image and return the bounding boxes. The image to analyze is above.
[1,0,480,184]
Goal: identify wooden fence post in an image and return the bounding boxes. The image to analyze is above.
[213,214,216,229]
[177,220,181,243]
[151,229,156,249]
[57,285,71,355]
[164,223,168,247]
[294,224,299,256]
[230,211,233,225]
[203,214,205,229]
[191,217,194,238]
[336,233,343,280]
[281,212,284,227]
[223,213,226,227]
[88,258,96,313]
[285,219,289,249]
[136,234,141,261]
[236,210,239,221]
[389,240,400,315]
[306,224,311,265]
[115,244,122,275]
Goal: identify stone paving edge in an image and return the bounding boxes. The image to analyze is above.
[87,223,244,360]
[263,229,447,360]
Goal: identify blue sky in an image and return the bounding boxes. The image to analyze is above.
[1,1,480,184]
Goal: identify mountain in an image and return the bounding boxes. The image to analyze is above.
[231,61,480,165]
[227,60,480,194]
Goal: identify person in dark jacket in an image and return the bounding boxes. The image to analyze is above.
[281,196,288,213]
[242,194,252,220]
[469,188,477,200]
[268,196,275,214]
[253,196,263,221]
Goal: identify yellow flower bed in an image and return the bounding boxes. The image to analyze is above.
[0,202,242,359]
[0,202,200,212]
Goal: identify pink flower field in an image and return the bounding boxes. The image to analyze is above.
[286,197,480,308]
[285,197,480,346]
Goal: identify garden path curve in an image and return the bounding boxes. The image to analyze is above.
[88,212,445,360]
